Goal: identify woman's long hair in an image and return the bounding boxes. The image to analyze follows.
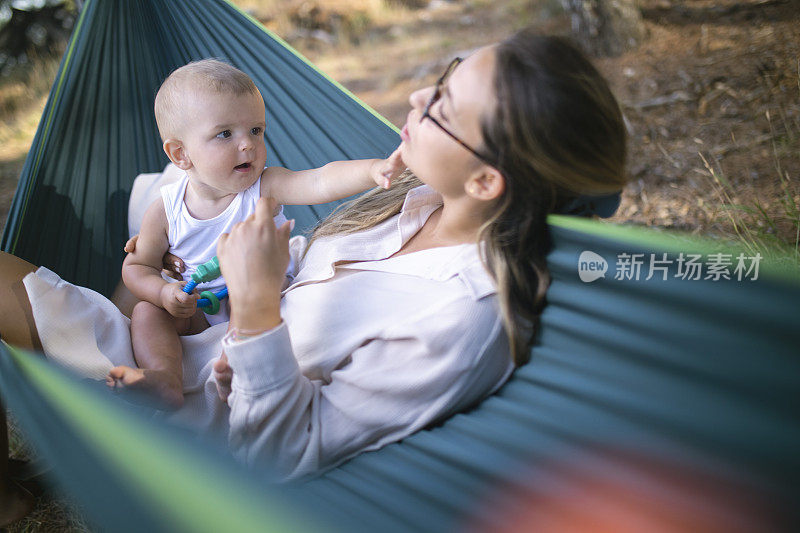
[308,30,627,366]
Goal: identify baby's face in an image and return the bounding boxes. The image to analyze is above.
[179,89,268,196]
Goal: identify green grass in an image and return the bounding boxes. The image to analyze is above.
[6,410,91,532]
[698,130,800,270]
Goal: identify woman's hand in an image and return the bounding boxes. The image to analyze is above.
[124,235,185,281]
[213,353,232,402]
[217,197,293,332]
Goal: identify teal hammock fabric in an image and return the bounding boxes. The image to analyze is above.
[1,1,800,531]
[1,0,399,295]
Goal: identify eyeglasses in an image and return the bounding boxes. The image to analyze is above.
[420,57,497,168]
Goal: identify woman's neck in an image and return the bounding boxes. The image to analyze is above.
[391,201,484,259]
[431,197,491,245]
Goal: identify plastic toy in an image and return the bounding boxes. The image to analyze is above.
[182,256,228,314]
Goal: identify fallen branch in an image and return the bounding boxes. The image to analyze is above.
[626,90,694,109]
[710,133,773,157]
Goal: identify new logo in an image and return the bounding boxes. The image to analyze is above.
[578,251,607,283]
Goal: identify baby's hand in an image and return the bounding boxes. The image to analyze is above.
[160,282,199,318]
[371,147,405,189]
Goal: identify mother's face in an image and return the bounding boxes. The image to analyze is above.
[399,46,499,199]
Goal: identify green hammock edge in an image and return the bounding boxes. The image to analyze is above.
[8,0,90,254]
[222,0,401,135]
[549,214,800,285]
[5,343,320,533]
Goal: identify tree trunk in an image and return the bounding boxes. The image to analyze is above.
[563,0,645,56]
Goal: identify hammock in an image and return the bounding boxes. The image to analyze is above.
[1,1,799,531]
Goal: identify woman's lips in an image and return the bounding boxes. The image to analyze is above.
[401,124,410,142]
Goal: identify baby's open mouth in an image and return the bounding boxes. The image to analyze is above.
[234,162,251,170]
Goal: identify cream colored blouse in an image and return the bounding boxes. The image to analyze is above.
[223,184,515,480]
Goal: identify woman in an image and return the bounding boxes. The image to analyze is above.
[0,29,627,524]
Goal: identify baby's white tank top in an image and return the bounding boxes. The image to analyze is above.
[161,174,287,324]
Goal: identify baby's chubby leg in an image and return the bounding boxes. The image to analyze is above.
[107,301,207,410]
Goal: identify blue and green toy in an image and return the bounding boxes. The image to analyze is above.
[182,256,228,315]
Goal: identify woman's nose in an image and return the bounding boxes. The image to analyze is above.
[409,86,433,110]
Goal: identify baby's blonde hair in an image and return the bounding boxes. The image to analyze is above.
[154,59,260,140]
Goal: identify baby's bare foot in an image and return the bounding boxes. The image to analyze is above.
[0,479,35,527]
[107,366,184,410]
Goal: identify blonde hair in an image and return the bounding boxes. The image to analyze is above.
[154,59,260,140]
[310,31,628,366]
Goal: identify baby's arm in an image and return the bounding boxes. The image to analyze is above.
[261,148,405,205]
[121,200,198,318]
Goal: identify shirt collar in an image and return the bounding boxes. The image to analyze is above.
[400,184,443,214]
[293,184,497,300]
[396,185,496,299]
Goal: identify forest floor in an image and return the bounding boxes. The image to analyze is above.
[1,0,798,530]
[247,0,800,263]
[601,0,799,261]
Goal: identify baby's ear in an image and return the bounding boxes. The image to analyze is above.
[163,139,192,170]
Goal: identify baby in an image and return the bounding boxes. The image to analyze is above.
[109,59,401,408]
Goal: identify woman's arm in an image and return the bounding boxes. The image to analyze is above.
[216,198,291,333]
[216,197,512,480]
[222,295,512,481]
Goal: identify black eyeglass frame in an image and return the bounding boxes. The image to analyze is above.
[420,57,498,168]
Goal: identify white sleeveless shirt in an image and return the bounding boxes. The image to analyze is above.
[161,174,287,324]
